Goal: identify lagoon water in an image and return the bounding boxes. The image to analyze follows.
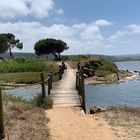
[85,61,140,110]
[4,85,48,100]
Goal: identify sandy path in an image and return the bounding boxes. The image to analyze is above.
[46,107,117,140]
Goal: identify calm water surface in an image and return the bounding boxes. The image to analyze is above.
[85,61,140,109]
[4,85,48,100]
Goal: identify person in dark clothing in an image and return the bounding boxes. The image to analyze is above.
[77,62,81,71]
[58,65,63,79]
[62,61,67,71]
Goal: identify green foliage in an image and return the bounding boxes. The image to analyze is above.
[61,55,91,61]
[0,59,59,83]
[0,72,42,83]
[89,58,118,76]
[31,94,53,109]
[0,34,9,53]
[34,38,69,60]
[0,33,23,59]
[0,57,45,73]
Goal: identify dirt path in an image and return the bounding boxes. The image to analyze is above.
[46,107,117,140]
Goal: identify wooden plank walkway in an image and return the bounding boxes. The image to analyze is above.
[50,69,81,107]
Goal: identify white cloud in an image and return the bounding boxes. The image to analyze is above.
[0,0,29,18]
[55,8,64,15]
[0,0,55,18]
[109,31,129,42]
[2,20,140,55]
[30,0,54,18]
[109,24,140,42]
[80,25,103,40]
[0,20,107,54]
[95,19,112,26]
[127,24,140,33]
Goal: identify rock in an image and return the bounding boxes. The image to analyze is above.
[96,77,105,81]
[90,106,106,114]
[83,73,89,78]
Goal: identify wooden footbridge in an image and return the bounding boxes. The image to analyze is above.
[50,69,81,107]
[47,65,86,111]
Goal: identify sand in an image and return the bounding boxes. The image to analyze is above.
[46,107,117,140]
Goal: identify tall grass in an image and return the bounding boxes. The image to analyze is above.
[0,57,46,73]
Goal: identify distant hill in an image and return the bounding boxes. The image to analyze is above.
[114,54,140,61]
[0,52,118,62]
[0,52,36,58]
[0,52,55,59]
[61,54,117,62]
[2,52,140,62]
[90,54,117,62]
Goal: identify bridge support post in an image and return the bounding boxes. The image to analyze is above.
[76,72,79,90]
[50,73,53,89]
[40,73,46,98]
[0,86,5,139]
[48,74,52,95]
[116,72,119,80]
[80,70,86,113]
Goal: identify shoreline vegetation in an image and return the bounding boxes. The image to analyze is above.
[98,106,140,140]
[2,94,51,140]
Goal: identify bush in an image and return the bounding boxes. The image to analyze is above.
[32,94,53,109]
[89,58,118,76]
[0,57,46,73]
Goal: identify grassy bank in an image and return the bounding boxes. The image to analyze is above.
[0,71,59,84]
[2,94,50,140]
[0,57,59,83]
[0,57,45,73]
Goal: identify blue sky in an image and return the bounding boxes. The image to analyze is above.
[1,0,140,55]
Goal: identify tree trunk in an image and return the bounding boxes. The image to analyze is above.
[58,53,61,60]
[0,57,4,60]
[9,47,14,59]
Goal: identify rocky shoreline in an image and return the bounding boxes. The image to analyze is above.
[85,70,139,85]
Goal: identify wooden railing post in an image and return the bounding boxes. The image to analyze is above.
[48,76,51,95]
[58,66,63,80]
[40,73,46,98]
[78,76,81,96]
[50,73,53,89]
[80,70,86,112]
[76,72,78,90]
[116,72,119,80]
[0,86,5,139]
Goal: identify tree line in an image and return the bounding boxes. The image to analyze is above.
[0,33,69,60]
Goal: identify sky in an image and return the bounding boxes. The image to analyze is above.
[1,0,140,55]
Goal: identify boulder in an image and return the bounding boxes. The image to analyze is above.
[90,106,106,114]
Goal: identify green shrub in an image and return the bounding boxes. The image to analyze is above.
[89,58,118,76]
[0,57,46,73]
[32,94,53,109]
